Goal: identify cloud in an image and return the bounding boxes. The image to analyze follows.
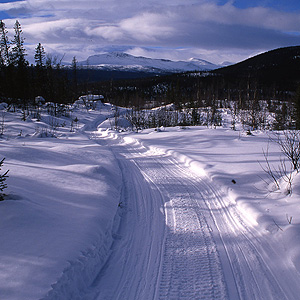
[80,3,300,50]
[180,3,300,31]
[0,1,26,11]
[87,12,175,44]
[1,0,300,63]
[0,1,30,18]
[25,19,81,41]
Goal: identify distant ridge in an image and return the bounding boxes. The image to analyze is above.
[78,52,220,73]
[212,46,300,90]
[215,46,300,75]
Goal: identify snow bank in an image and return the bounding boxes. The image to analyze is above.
[0,111,122,300]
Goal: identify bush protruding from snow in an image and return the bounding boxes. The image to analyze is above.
[0,103,8,111]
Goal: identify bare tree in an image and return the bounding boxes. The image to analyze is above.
[259,145,280,190]
[273,130,300,172]
[0,111,5,136]
[0,158,9,200]
[261,131,300,195]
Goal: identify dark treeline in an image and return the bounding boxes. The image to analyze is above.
[87,71,294,109]
[0,20,77,107]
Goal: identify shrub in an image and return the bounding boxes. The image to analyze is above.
[0,158,9,200]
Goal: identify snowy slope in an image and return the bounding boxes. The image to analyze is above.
[78,52,219,72]
[1,102,300,299]
[0,105,123,300]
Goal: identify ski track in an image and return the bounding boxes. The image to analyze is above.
[85,130,291,300]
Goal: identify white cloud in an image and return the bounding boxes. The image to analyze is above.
[0,1,26,11]
[87,25,124,42]
[119,12,175,42]
[1,0,300,64]
[24,19,78,40]
[126,46,260,65]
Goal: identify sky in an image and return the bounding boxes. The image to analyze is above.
[1,0,300,64]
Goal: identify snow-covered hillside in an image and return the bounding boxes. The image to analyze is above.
[1,100,300,299]
[78,52,219,72]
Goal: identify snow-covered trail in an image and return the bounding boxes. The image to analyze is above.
[86,130,297,300]
[85,134,166,300]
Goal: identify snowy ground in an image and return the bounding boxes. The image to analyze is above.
[1,102,300,299]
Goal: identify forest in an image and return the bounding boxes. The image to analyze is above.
[1,20,300,131]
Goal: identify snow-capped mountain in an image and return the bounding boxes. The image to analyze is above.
[78,52,219,73]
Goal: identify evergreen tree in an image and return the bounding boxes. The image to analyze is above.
[10,20,30,110]
[10,20,27,68]
[71,56,78,98]
[34,42,45,67]
[294,85,300,129]
[0,20,10,66]
[44,55,55,101]
[34,43,46,97]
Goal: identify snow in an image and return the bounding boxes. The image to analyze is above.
[1,102,300,299]
[0,106,122,300]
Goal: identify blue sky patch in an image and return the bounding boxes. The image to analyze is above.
[0,0,23,3]
[0,11,11,19]
[218,0,300,12]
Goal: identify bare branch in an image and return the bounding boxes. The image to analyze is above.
[259,145,280,190]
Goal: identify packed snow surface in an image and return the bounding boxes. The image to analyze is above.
[1,102,300,299]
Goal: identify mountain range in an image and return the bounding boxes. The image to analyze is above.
[72,46,300,92]
[77,52,225,73]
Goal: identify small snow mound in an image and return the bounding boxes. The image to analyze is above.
[32,129,56,138]
[98,117,132,131]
